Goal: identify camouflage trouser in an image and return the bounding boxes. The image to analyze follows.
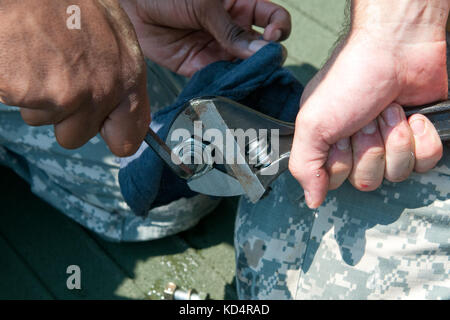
[233,36,450,300]
[1,59,449,299]
[235,146,450,299]
[0,60,220,242]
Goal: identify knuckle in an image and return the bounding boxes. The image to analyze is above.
[387,128,413,153]
[296,111,334,144]
[3,88,27,107]
[0,91,14,106]
[223,23,246,43]
[52,83,80,110]
[54,94,76,109]
[94,69,126,106]
[92,84,114,107]
[121,62,145,93]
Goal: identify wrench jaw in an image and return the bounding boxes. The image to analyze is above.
[164,96,295,202]
[166,97,267,202]
[155,96,450,202]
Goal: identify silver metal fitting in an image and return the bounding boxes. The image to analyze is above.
[163,282,207,300]
[172,138,212,176]
[163,282,178,300]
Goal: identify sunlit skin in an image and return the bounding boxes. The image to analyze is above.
[0,0,151,157]
[289,0,448,208]
[0,0,446,203]
[120,0,292,77]
[0,0,291,156]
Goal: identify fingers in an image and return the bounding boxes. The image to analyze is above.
[54,107,101,150]
[101,83,151,157]
[289,114,331,209]
[408,113,443,172]
[328,105,442,195]
[20,109,61,127]
[326,138,352,190]
[378,104,415,182]
[201,0,261,58]
[251,0,292,41]
[202,0,291,58]
[53,80,150,157]
[348,120,386,191]
[223,0,291,41]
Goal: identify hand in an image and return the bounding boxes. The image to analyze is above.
[289,0,449,208]
[120,0,291,76]
[0,0,150,156]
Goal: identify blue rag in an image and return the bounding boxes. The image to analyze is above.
[119,43,304,216]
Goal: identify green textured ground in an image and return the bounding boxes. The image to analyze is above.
[0,0,346,300]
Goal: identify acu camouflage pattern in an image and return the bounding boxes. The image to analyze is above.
[0,45,449,300]
[0,60,220,242]
[233,33,450,301]
[234,157,450,299]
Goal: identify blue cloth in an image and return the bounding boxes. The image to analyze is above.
[119,43,304,216]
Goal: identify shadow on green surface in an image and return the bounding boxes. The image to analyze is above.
[0,165,238,300]
[285,63,318,87]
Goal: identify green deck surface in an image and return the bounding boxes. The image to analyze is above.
[0,0,346,300]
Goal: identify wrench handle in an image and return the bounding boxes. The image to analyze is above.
[404,100,450,141]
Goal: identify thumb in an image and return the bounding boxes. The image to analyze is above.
[289,119,331,209]
[199,0,268,58]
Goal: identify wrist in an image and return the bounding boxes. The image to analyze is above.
[350,0,450,43]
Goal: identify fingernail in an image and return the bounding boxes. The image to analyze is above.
[336,138,350,151]
[249,40,269,53]
[410,119,426,136]
[383,105,400,127]
[362,120,377,135]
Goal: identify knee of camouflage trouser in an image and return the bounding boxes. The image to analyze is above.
[0,59,215,242]
[235,146,450,300]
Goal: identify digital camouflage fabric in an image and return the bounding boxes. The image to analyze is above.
[0,60,220,242]
[0,42,448,299]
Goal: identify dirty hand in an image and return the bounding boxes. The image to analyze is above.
[289,0,448,208]
[0,0,150,156]
[120,0,291,77]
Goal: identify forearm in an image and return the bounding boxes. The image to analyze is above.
[350,0,450,42]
